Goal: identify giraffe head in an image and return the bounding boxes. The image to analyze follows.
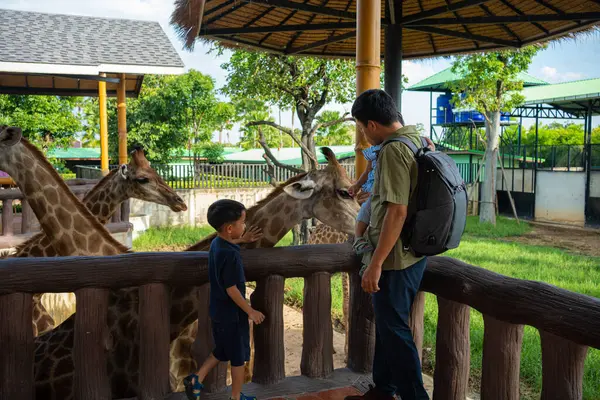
[116,146,187,212]
[279,147,359,235]
[0,125,22,150]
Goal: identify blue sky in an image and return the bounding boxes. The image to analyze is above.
[3,0,600,143]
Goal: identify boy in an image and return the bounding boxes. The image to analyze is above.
[184,199,265,400]
[348,143,379,255]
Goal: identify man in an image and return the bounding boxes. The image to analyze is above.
[345,89,429,400]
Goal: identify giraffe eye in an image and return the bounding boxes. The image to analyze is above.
[135,177,150,184]
[337,189,352,199]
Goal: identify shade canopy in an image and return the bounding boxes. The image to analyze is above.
[0,9,185,97]
[171,0,600,59]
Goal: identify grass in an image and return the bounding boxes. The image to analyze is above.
[130,216,600,399]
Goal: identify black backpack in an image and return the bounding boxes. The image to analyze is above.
[380,136,468,257]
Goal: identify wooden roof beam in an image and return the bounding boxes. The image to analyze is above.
[241,0,356,20]
[286,30,356,54]
[405,12,600,25]
[479,3,520,41]
[498,0,549,34]
[200,22,355,35]
[406,25,519,47]
[401,0,491,24]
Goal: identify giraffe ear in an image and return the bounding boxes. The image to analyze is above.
[283,178,316,200]
[119,164,129,179]
[0,126,22,147]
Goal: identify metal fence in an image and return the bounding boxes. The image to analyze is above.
[76,162,357,189]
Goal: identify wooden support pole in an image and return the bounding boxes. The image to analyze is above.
[355,0,381,178]
[139,283,170,399]
[191,284,227,393]
[117,74,128,166]
[347,271,375,372]
[74,288,110,400]
[99,73,109,176]
[301,272,334,378]
[409,291,426,362]
[0,293,33,400]
[481,315,524,400]
[540,331,588,400]
[1,199,13,236]
[251,275,285,384]
[433,297,470,400]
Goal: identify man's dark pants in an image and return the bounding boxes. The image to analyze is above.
[372,257,429,400]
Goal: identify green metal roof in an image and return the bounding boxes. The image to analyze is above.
[47,147,101,159]
[521,78,600,115]
[408,67,548,92]
[223,146,355,165]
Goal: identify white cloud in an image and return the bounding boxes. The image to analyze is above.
[539,66,585,83]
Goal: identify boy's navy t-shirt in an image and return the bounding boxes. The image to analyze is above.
[208,236,246,323]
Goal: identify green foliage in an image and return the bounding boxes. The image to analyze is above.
[315,110,354,146]
[194,142,225,163]
[0,95,83,151]
[235,99,294,150]
[450,46,543,114]
[83,70,223,164]
[416,122,425,135]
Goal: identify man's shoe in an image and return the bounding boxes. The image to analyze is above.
[344,385,394,400]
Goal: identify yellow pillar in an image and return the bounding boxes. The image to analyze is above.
[355,0,381,178]
[99,73,109,175]
[117,74,128,165]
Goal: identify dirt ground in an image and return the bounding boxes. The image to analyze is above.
[505,222,600,257]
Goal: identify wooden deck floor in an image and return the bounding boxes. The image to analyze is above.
[164,369,374,400]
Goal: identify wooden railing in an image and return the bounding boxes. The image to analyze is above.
[0,179,130,248]
[0,245,599,400]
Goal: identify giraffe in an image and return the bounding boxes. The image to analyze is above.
[7,146,187,337]
[30,143,359,399]
[168,146,361,392]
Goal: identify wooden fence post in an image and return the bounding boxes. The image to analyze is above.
[0,293,33,400]
[540,331,588,400]
[347,272,375,373]
[139,283,170,399]
[251,275,285,384]
[433,297,470,400]
[301,272,334,378]
[191,284,227,393]
[74,288,111,400]
[409,291,426,362]
[481,315,523,400]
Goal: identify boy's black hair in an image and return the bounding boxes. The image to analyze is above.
[351,89,405,126]
[207,199,246,231]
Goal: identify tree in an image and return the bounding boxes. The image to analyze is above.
[315,110,354,146]
[219,49,355,171]
[450,46,543,225]
[84,70,222,164]
[214,102,236,144]
[0,95,83,151]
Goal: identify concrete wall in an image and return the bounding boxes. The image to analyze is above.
[496,168,535,193]
[591,171,600,198]
[535,171,586,225]
[129,187,272,238]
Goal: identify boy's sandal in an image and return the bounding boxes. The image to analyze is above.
[239,393,257,400]
[183,374,204,400]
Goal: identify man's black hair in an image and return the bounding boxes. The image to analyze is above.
[207,199,246,231]
[351,89,405,126]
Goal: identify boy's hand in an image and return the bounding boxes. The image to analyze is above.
[348,183,360,197]
[249,308,265,324]
[356,191,370,205]
[240,226,263,243]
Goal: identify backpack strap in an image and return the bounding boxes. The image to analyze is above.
[381,136,429,156]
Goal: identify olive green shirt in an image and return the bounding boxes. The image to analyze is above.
[362,125,424,271]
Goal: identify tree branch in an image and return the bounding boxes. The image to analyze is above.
[261,153,279,187]
[256,127,305,174]
[247,120,318,167]
[310,113,354,137]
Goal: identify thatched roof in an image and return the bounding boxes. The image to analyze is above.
[170,0,600,59]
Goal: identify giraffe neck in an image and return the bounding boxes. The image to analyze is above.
[82,169,128,224]
[0,140,128,256]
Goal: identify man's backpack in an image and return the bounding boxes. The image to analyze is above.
[380,136,468,257]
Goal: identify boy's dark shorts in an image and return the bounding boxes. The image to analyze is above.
[212,318,250,367]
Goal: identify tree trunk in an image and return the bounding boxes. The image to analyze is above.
[481,111,500,225]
